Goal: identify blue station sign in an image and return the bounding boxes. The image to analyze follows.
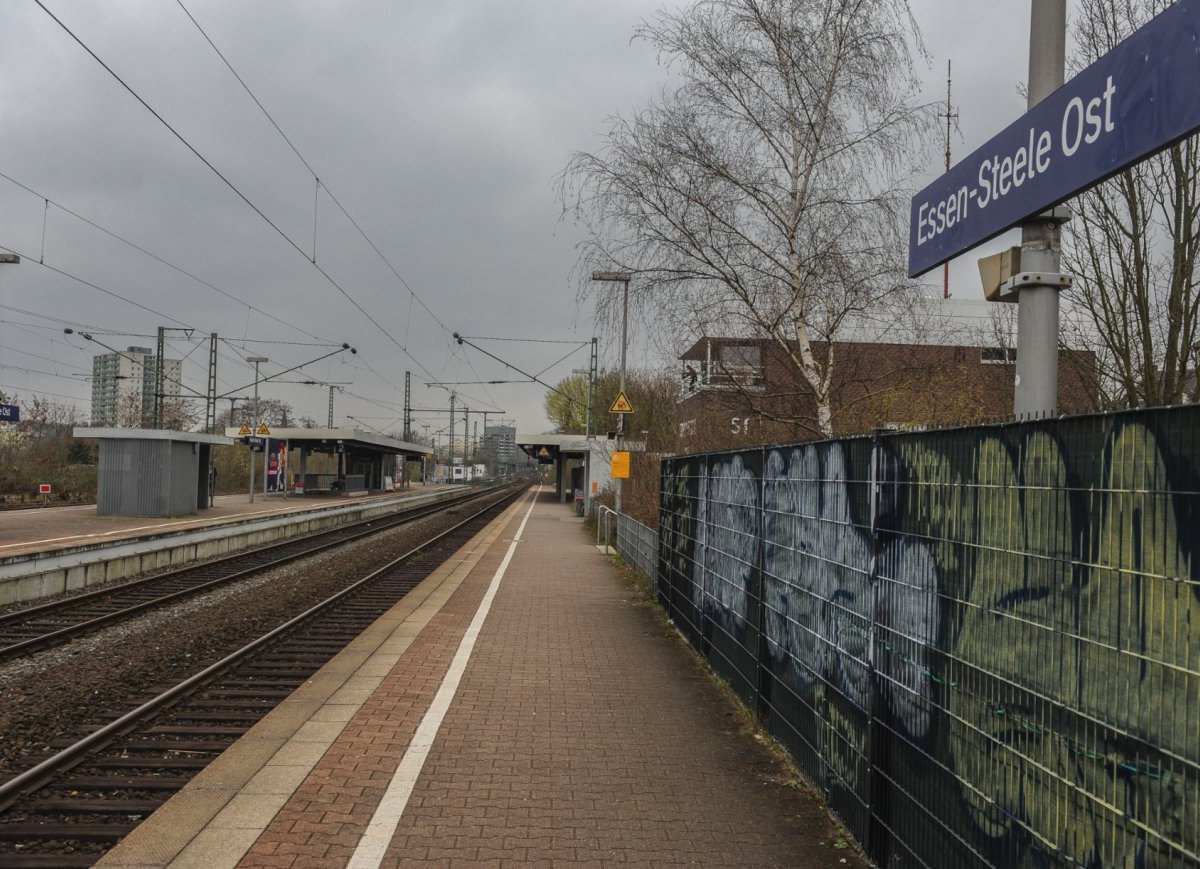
[909,0,1200,277]
[0,403,19,423]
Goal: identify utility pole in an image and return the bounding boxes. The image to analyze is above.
[448,392,456,484]
[403,371,412,441]
[246,356,268,502]
[154,326,166,428]
[588,337,598,440]
[1015,1,1067,418]
[205,334,218,433]
[940,61,958,300]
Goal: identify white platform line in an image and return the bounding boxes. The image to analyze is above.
[347,488,540,869]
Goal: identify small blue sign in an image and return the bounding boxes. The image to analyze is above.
[0,403,19,422]
[909,0,1200,277]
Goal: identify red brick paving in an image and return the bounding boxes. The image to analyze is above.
[240,489,866,867]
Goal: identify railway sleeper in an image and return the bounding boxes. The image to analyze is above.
[31,798,164,814]
[56,775,190,790]
[85,757,211,770]
[0,822,138,841]
[0,854,96,868]
[142,724,250,734]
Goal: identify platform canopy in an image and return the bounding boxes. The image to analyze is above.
[223,427,431,459]
[515,434,592,464]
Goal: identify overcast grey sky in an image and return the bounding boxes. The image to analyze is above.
[0,1,1034,436]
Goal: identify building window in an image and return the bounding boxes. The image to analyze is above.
[712,344,764,388]
[720,344,761,369]
[981,347,1017,365]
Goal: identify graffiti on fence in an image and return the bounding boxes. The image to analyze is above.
[661,409,1199,868]
[695,454,757,630]
[913,422,1199,867]
[762,442,938,741]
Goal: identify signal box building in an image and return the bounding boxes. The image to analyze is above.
[677,335,1096,451]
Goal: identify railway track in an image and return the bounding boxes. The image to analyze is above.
[0,485,502,661]
[0,482,529,866]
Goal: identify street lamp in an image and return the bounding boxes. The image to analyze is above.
[246,356,268,503]
[591,271,631,514]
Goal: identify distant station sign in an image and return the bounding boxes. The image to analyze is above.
[0,403,18,422]
[909,0,1200,277]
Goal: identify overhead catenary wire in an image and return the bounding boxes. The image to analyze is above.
[171,1,511,414]
[451,334,587,409]
[170,5,469,367]
[456,336,592,345]
[0,170,332,345]
[33,2,447,391]
[28,2,507,420]
[0,243,193,328]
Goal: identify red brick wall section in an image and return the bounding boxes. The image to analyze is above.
[675,339,1097,451]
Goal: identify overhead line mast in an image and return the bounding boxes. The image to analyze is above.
[940,60,958,300]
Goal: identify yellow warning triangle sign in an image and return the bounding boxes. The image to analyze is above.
[609,391,634,414]
[238,423,251,436]
[257,423,271,436]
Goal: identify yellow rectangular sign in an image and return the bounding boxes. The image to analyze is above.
[611,451,631,479]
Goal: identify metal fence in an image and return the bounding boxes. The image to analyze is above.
[658,405,1199,868]
[615,512,658,581]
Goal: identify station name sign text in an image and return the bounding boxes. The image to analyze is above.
[909,0,1200,277]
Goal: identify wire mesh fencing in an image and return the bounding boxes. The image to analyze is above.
[615,512,657,581]
[658,406,1200,868]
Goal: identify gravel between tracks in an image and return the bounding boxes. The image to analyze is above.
[0,503,482,777]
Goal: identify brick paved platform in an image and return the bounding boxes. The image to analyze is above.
[99,486,864,868]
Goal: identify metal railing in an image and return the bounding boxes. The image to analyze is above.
[657,405,1200,869]
[615,513,657,580]
[594,504,617,551]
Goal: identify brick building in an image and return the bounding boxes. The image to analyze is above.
[676,336,1096,450]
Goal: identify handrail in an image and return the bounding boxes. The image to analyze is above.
[595,504,617,551]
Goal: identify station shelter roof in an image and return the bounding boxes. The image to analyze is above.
[515,434,593,464]
[76,427,236,446]
[223,427,431,459]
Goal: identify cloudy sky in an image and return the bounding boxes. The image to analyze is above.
[0,1,1034,438]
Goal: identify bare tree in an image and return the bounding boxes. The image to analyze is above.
[561,0,932,436]
[1062,0,1200,408]
[115,390,144,428]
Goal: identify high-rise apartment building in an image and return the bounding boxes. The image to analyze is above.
[90,347,183,427]
[482,424,522,474]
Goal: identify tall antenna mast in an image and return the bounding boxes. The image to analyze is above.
[940,59,959,299]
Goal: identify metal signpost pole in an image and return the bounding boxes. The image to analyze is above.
[592,272,631,514]
[1016,0,1067,418]
[618,279,627,513]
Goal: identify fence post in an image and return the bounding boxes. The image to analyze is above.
[864,435,891,864]
[755,447,770,718]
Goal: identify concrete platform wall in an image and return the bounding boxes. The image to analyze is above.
[0,489,462,606]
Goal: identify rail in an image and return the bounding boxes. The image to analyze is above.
[0,484,514,661]
[0,485,527,819]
